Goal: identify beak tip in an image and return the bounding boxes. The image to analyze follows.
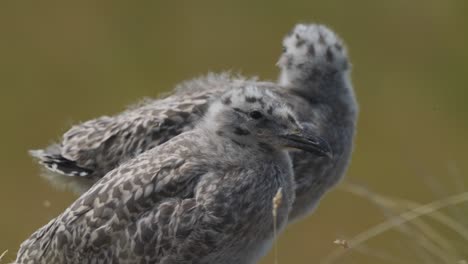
[282,133,333,158]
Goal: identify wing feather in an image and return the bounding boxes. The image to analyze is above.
[18,131,209,263]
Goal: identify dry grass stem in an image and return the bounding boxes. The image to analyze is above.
[344,183,461,261]
[320,183,468,264]
[0,250,8,262]
[343,183,468,241]
[272,187,283,264]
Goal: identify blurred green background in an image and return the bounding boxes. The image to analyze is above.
[0,1,467,263]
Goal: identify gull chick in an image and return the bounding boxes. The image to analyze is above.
[276,24,358,220]
[17,85,331,264]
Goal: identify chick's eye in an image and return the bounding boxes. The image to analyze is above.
[282,46,287,53]
[249,111,263,119]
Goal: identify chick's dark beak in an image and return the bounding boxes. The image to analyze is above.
[281,133,332,158]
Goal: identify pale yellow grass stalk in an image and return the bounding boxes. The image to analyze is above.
[0,250,8,263]
[320,183,468,264]
[272,188,283,264]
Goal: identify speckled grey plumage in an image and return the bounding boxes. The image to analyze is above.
[276,24,358,220]
[30,23,358,221]
[29,73,253,194]
[17,85,333,264]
